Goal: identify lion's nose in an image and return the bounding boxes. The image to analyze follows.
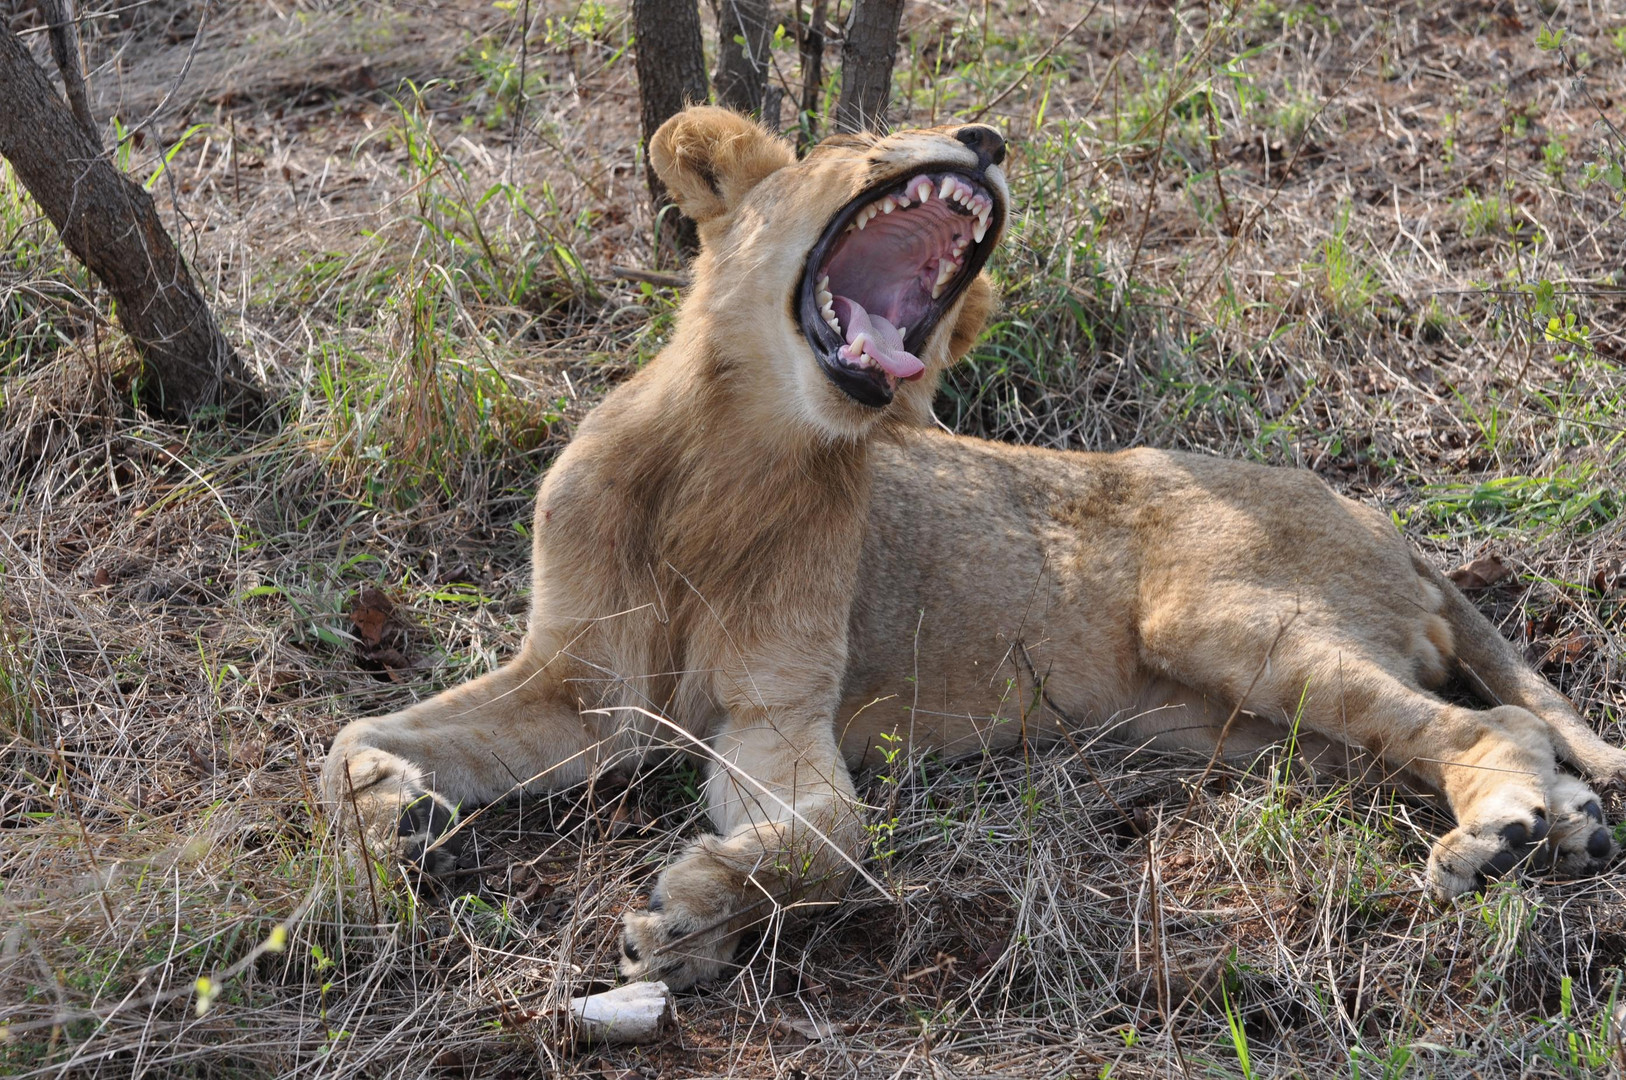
[954,125,1005,169]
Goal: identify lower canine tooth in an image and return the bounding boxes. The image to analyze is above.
[973,217,988,243]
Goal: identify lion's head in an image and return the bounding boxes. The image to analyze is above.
[651,107,1009,439]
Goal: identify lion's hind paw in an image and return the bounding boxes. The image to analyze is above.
[1542,777,1615,879]
[1426,776,1616,900]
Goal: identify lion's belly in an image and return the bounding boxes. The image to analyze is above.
[836,436,1150,768]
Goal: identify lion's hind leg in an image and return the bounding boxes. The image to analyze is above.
[1145,626,1614,898]
[1422,555,1626,783]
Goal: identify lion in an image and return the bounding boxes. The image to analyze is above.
[322,106,1626,990]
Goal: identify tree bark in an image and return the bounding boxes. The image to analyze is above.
[711,0,773,117]
[0,25,260,420]
[34,0,98,143]
[632,0,709,261]
[835,0,905,134]
[795,0,827,150]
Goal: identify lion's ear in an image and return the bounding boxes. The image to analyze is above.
[650,106,796,224]
[947,274,997,362]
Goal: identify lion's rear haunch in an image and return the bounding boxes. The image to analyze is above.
[320,106,1626,991]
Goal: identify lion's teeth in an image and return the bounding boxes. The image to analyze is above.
[818,274,829,292]
[938,177,955,200]
[972,214,988,243]
[818,289,833,307]
[879,196,896,214]
[913,177,934,202]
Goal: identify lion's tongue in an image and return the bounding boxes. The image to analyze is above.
[832,297,924,380]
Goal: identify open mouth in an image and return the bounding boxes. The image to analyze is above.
[800,168,1003,407]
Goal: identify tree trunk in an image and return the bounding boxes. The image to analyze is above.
[632,0,709,262]
[795,0,827,150]
[35,0,98,143]
[0,25,260,420]
[835,0,905,134]
[711,0,773,117]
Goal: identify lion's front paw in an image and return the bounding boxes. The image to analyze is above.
[618,845,751,989]
[395,789,466,876]
[327,747,464,876]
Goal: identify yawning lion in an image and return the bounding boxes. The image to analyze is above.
[322,106,1625,990]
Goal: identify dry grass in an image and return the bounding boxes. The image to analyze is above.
[4,0,1626,1075]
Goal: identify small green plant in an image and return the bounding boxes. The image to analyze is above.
[1533,972,1619,1072]
[1457,189,1510,237]
[1311,201,1378,318]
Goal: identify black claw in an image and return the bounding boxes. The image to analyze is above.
[1582,800,1604,824]
[398,795,456,840]
[1485,849,1518,877]
[396,796,463,875]
[622,936,642,963]
[1587,827,1613,859]
[1530,810,1551,844]
[1499,822,1530,852]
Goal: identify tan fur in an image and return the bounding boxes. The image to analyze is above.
[322,107,1626,989]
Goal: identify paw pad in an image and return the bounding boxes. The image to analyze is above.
[396,795,464,875]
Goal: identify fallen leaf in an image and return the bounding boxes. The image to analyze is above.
[1542,633,1591,668]
[349,587,394,648]
[1448,554,1512,590]
[349,588,413,677]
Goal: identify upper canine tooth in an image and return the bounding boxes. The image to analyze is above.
[938,177,955,200]
[913,177,934,202]
[972,217,988,244]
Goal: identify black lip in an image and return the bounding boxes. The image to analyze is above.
[797,165,1004,408]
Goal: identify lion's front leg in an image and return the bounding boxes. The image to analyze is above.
[322,654,602,874]
[619,714,863,989]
